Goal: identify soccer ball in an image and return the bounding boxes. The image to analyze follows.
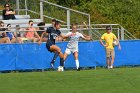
[57,66,64,72]
[113,40,118,46]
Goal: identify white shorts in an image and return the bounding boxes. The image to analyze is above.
[65,47,78,55]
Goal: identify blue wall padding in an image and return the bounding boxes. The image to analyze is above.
[0,40,140,71]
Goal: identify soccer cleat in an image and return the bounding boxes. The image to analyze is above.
[77,67,81,71]
[57,66,64,72]
[110,66,113,69]
[107,66,110,69]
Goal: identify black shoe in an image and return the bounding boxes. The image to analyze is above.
[77,67,81,71]
[50,62,55,69]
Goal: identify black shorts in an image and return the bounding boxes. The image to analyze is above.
[46,41,54,52]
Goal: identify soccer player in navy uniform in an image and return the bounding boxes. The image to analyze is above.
[39,21,65,71]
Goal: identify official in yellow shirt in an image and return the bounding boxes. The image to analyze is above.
[100,26,121,69]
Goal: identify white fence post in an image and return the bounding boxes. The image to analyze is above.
[67,10,70,29]
[121,26,124,40]
[16,0,20,15]
[25,0,28,15]
[40,0,44,21]
[117,28,120,40]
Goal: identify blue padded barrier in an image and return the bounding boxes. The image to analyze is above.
[0,40,140,71]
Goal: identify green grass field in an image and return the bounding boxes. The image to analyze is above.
[0,67,140,93]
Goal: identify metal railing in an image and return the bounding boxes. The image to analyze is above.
[90,24,137,40]
[0,24,137,45]
[14,0,90,29]
[0,25,94,44]
[41,0,90,28]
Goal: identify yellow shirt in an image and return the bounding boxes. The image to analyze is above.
[101,32,117,49]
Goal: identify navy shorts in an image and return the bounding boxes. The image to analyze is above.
[46,41,54,52]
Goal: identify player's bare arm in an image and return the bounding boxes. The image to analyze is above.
[59,34,69,39]
[38,31,48,44]
[100,39,107,47]
[82,35,92,41]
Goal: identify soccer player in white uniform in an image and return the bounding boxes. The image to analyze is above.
[63,24,92,71]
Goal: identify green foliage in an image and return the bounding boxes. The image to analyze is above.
[88,0,140,38]
[49,0,91,9]
[48,0,140,38]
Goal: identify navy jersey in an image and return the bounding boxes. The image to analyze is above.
[46,27,61,45]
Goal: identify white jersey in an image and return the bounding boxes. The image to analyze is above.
[66,32,85,49]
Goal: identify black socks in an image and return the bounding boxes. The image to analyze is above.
[60,58,64,66]
[51,52,59,63]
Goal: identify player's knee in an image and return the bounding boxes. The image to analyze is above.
[74,54,78,59]
[57,48,61,53]
[75,57,78,60]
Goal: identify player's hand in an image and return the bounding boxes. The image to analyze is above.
[103,44,107,47]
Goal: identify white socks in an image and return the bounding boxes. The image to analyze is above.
[75,60,79,69]
[63,60,79,70]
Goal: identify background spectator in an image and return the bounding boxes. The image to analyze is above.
[0,21,11,43]
[25,20,40,42]
[15,25,27,43]
[2,3,16,20]
[5,24,17,43]
[0,21,6,38]
[15,25,25,37]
